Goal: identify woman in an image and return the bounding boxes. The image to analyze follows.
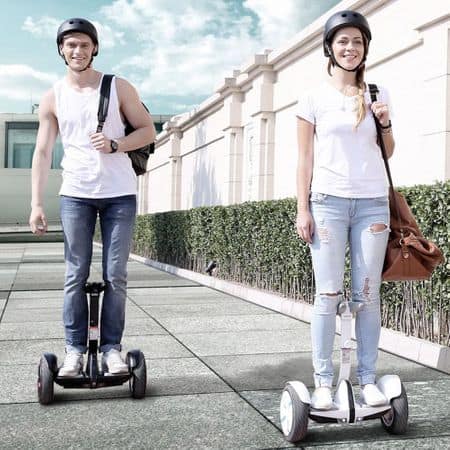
[296,10,394,410]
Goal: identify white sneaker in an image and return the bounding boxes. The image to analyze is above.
[58,352,83,377]
[361,383,388,406]
[102,349,129,374]
[311,386,333,410]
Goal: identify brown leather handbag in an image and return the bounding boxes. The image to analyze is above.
[369,84,444,281]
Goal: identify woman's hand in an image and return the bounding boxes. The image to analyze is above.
[296,210,314,244]
[371,101,390,127]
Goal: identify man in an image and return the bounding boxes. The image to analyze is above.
[29,18,155,376]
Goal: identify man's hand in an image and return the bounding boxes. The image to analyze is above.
[89,132,112,153]
[29,206,48,235]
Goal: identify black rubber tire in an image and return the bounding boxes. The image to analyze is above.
[127,351,147,399]
[37,355,55,405]
[381,384,409,434]
[280,384,309,443]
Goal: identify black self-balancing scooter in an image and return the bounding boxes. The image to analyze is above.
[280,299,408,442]
[37,282,147,405]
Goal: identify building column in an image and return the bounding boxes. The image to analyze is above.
[168,128,182,210]
[221,85,244,205]
[223,126,244,204]
[137,174,149,214]
[251,66,276,201]
[254,112,275,201]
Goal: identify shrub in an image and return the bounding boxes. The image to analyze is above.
[131,181,449,345]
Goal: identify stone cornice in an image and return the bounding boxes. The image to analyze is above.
[157,0,396,142]
[415,13,450,32]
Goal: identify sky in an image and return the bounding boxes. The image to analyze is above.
[0,0,339,115]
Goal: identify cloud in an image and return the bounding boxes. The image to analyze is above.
[22,16,125,49]
[101,0,338,104]
[101,0,260,99]
[22,15,61,38]
[0,64,58,101]
[244,0,339,42]
[16,1,339,114]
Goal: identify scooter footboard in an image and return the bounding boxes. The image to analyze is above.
[55,373,131,389]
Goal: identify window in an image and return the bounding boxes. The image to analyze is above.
[5,122,63,169]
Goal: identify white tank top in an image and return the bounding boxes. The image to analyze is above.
[54,74,137,198]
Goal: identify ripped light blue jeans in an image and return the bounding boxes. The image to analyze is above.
[309,192,389,387]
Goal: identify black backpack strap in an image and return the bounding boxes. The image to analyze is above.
[97,74,114,132]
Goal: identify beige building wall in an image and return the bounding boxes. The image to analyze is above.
[141,0,450,214]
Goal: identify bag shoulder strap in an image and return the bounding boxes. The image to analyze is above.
[97,74,114,132]
[368,83,395,190]
[369,83,404,224]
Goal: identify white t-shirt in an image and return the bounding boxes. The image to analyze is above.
[54,75,137,199]
[296,82,391,198]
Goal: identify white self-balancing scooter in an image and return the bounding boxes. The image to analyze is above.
[280,299,408,443]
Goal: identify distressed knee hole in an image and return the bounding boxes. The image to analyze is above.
[369,223,388,234]
[320,291,342,297]
[363,278,370,298]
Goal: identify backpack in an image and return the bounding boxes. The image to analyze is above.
[97,74,154,176]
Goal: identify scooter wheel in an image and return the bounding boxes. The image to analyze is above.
[37,354,57,405]
[381,383,408,434]
[280,384,309,442]
[126,350,147,399]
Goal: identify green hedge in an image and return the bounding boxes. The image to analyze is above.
[132,181,449,345]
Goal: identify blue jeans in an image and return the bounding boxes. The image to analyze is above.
[60,195,136,353]
[309,193,389,387]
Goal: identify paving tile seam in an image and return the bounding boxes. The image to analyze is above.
[0,292,10,320]
[295,433,450,448]
[177,350,315,357]
[163,327,306,335]
[128,284,205,289]
[1,319,63,324]
[0,389,256,408]
[0,355,233,367]
[0,248,23,322]
[0,333,169,342]
[13,260,66,264]
[126,295,285,434]
[4,284,199,294]
[138,303,270,310]
[171,328,308,336]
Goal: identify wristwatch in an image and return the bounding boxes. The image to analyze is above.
[110,140,119,153]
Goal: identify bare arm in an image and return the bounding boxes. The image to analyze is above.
[296,117,315,243]
[29,89,58,235]
[371,101,395,159]
[380,128,395,159]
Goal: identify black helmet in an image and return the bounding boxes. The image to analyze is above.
[323,10,371,57]
[57,18,98,57]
